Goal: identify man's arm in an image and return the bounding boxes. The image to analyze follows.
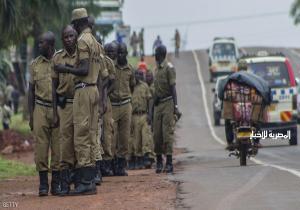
[54,59,89,76]
[52,78,59,128]
[28,83,35,131]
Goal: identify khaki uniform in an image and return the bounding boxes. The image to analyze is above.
[102,56,116,160]
[145,82,156,159]
[153,61,176,155]
[73,28,108,167]
[131,81,152,157]
[110,64,135,158]
[29,56,60,172]
[52,49,77,170]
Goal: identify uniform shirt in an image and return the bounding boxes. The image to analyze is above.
[52,49,77,98]
[29,55,53,101]
[75,28,108,84]
[154,60,176,98]
[110,63,136,101]
[104,56,116,81]
[132,81,151,113]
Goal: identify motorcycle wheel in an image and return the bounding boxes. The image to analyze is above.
[239,143,248,166]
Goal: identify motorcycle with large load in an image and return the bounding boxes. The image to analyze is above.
[218,71,271,166]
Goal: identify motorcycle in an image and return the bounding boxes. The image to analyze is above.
[222,80,268,166]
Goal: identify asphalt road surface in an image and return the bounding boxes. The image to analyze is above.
[171,48,300,210]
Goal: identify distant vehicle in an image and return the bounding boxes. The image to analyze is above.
[212,76,228,126]
[244,52,298,145]
[208,37,239,82]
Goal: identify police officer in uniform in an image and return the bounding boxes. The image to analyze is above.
[28,31,60,196]
[110,43,135,176]
[52,25,77,196]
[153,45,180,174]
[130,70,152,169]
[54,8,108,195]
[101,42,117,176]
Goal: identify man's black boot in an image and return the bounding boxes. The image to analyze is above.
[59,169,70,196]
[72,168,80,189]
[70,167,97,196]
[143,153,153,169]
[165,155,173,174]
[95,161,102,186]
[128,156,136,170]
[39,171,49,196]
[51,171,61,195]
[112,158,118,176]
[103,160,114,176]
[116,157,128,176]
[135,156,144,170]
[156,155,163,174]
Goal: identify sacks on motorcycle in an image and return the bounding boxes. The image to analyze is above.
[218,71,271,123]
[223,82,264,122]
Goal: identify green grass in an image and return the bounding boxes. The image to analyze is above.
[10,113,31,135]
[0,156,35,179]
[0,112,31,135]
[128,56,140,69]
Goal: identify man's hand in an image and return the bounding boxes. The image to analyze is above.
[174,106,182,122]
[147,114,152,125]
[54,64,69,73]
[29,116,33,131]
[52,113,60,128]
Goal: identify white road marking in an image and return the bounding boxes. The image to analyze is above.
[192,50,225,146]
[192,50,300,179]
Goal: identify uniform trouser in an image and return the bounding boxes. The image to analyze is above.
[112,103,132,159]
[144,122,155,158]
[132,114,154,157]
[153,100,175,155]
[58,103,75,170]
[33,104,60,171]
[102,98,114,160]
[73,86,99,168]
[95,115,103,160]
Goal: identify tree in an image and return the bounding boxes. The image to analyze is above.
[291,0,300,24]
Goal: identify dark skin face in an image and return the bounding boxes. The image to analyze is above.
[135,71,144,82]
[155,45,167,65]
[146,72,154,85]
[38,32,55,58]
[117,43,128,66]
[62,26,77,54]
[105,43,118,60]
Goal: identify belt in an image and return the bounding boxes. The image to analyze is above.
[35,98,52,107]
[159,96,173,103]
[74,82,96,90]
[133,110,147,115]
[111,98,131,106]
[66,98,74,103]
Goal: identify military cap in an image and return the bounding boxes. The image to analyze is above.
[72,8,88,22]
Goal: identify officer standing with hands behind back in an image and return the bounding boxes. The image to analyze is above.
[153,44,181,174]
[110,43,135,176]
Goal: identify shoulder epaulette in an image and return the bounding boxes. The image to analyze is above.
[167,62,174,68]
[54,49,63,55]
[30,56,41,66]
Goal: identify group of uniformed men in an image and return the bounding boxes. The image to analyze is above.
[28,8,180,197]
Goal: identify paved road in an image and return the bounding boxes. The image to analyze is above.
[171,49,300,210]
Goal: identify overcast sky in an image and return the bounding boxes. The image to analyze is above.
[108,0,300,54]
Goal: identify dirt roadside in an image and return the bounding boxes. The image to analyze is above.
[0,169,177,210]
[0,148,185,210]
